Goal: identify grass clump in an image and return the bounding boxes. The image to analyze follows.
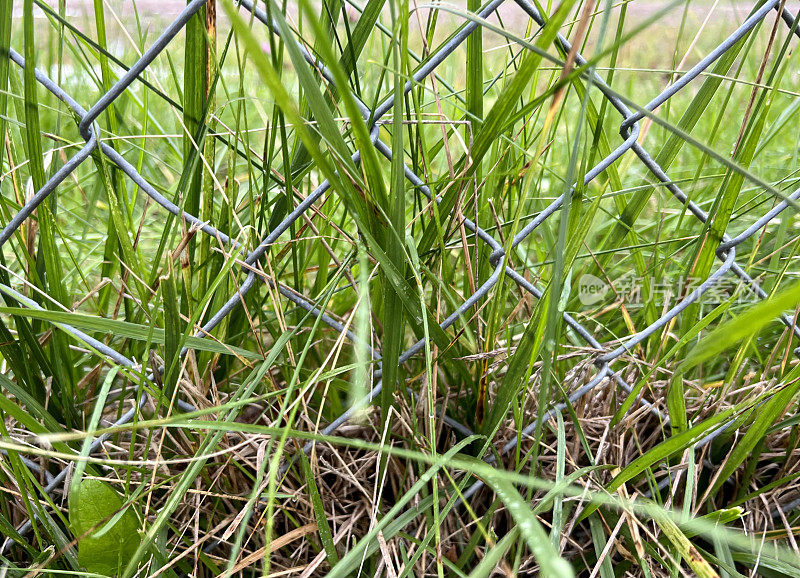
[0,0,799,576]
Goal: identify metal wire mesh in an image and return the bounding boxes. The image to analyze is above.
[2,0,800,558]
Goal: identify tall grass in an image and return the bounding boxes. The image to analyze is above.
[0,0,799,576]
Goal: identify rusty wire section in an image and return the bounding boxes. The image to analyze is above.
[1,0,800,556]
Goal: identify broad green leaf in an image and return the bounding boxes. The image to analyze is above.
[69,479,141,576]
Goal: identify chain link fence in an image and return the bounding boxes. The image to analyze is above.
[2,0,800,561]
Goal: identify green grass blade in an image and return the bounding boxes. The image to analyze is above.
[679,282,800,372]
[298,451,339,567]
[0,0,11,171]
[463,456,574,578]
